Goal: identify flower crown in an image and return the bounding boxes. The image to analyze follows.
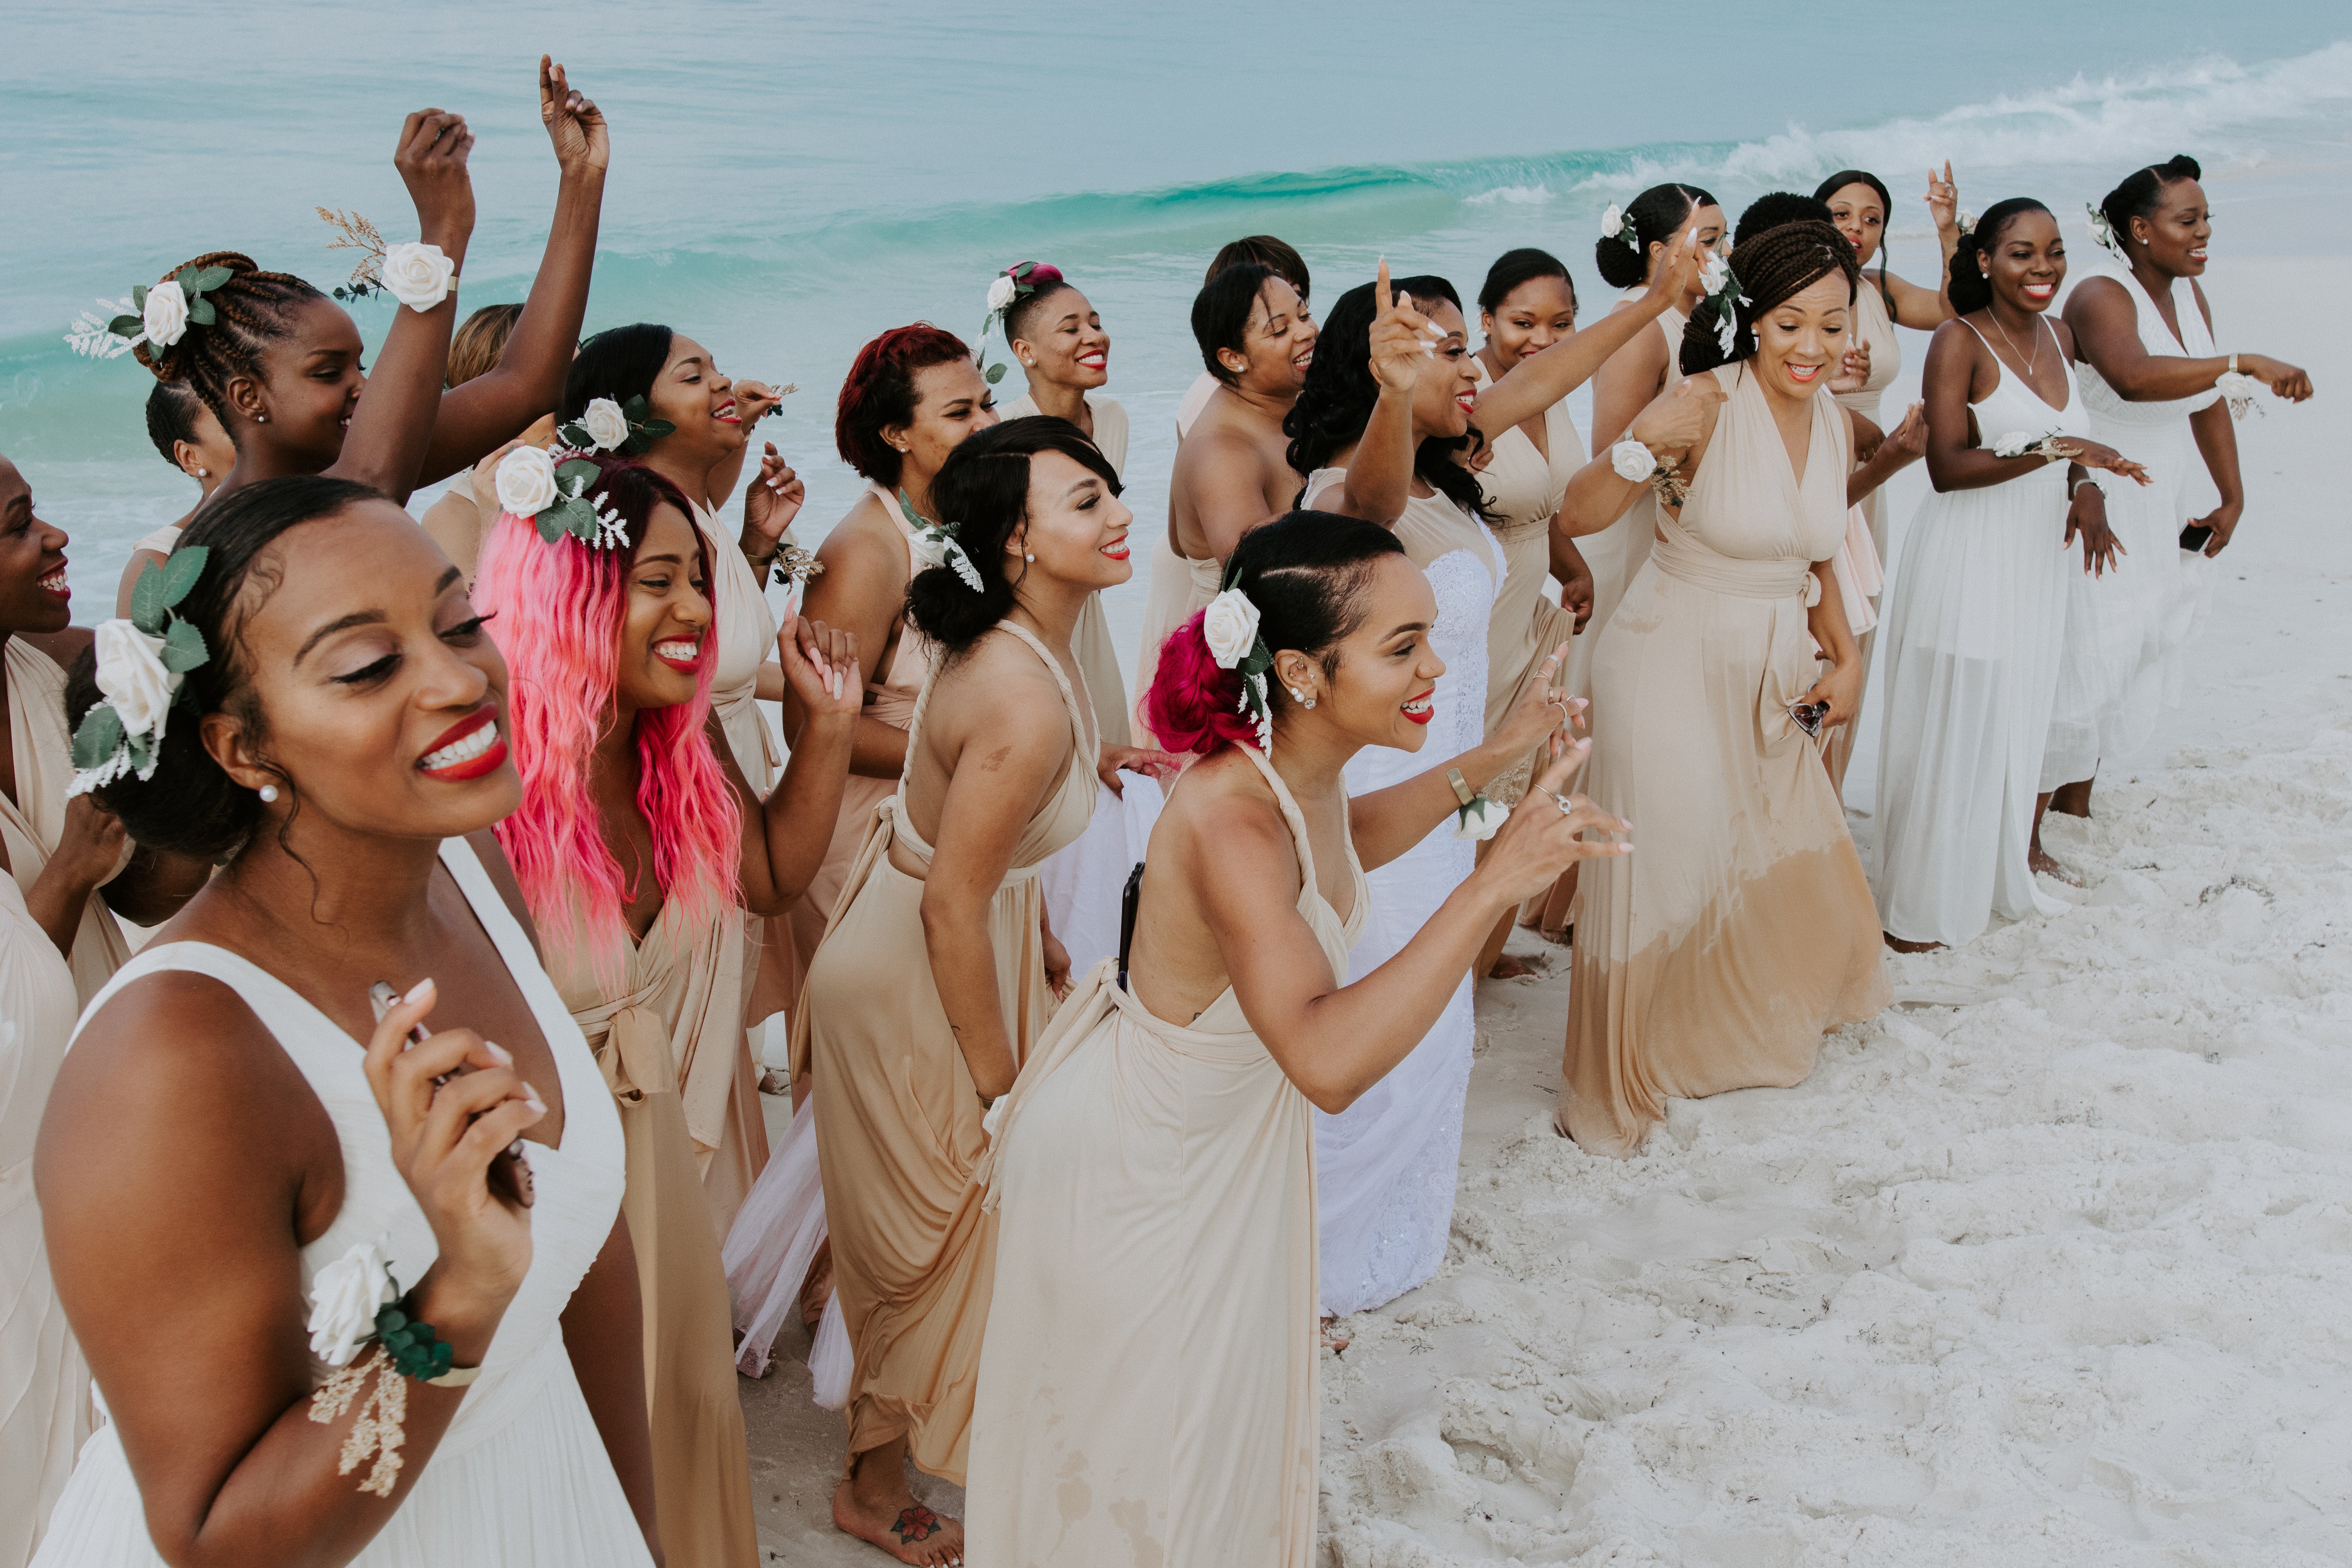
[1599,202,1642,257]
[68,548,212,796]
[899,490,983,592]
[1202,574,1275,752]
[976,260,1059,386]
[1697,250,1749,358]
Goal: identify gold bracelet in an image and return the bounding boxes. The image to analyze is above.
[1445,767,1477,808]
[424,1364,482,1388]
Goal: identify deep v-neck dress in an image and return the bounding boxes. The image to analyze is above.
[967,742,1369,1567]
[34,840,653,1568]
[1563,365,1888,1156]
[790,621,1098,1482]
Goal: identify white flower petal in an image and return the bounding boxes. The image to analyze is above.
[494,445,559,517]
[142,281,189,349]
[380,242,457,312]
[1200,588,1261,670]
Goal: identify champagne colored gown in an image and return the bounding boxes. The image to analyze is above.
[966,741,1367,1568]
[1563,365,1889,1156]
[3,641,132,1005]
[996,393,1133,748]
[789,621,1097,1482]
[0,870,82,1568]
[1828,278,1902,788]
[1472,360,1586,804]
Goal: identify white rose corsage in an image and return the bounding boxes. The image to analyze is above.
[1991,429,2076,462]
[2214,369,2263,422]
[556,394,674,458]
[304,1238,475,1498]
[64,263,236,361]
[1609,439,1657,482]
[314,207,457,310]
[1446,767,1505,842]
[900,490,984,592]
[1201,582,1276,751]
[68,548,212,797]
[499,446,630,550]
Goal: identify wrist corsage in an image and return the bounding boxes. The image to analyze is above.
[316,207,456,311]
[305,1238,478,1497]
[769,543,826,587]
[1608,437,1688,506]
[1991,429,2077,463]
[2215,358,2263,422]
[1447,766,1506,842]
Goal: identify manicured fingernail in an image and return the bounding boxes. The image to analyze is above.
[485,1041,512,1066]
[523,1083,546,1113]
[404,976,435,1004]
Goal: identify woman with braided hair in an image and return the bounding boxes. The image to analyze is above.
[1873,199,2147,951]
[2039,155,2315,838]
[136,61,608,515]
[1552,219,1920,1155]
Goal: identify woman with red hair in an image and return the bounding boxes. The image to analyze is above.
[475,453,858,1568]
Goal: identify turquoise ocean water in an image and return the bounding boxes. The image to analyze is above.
[4,2,2347,667]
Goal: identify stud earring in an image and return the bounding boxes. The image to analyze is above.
[258,784,279,803]
[194,466,209,477]
[254,412,267,424]
[1024,552,1035,562]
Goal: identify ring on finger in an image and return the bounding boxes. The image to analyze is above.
[1544,789,1577,815]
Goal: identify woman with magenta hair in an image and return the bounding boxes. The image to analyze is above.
[788,417,1124,1566]
[968,511,1622,1566]
[474,452,858,1568]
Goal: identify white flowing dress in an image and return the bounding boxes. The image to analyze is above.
[33,840,652,1568]
[1873,324,2087,946]
[1303,470,1502,1317]
[2040,270,2219,789]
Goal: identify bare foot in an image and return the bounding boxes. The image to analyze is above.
[1883,931,1944,954]
[758,1067,793,1096]
[1487,952,1540,981]
[833,1444,964,1566]
[2029,846,2083,887]
[1543,923,1573,948]
[1321,1316,1351,1352]
[2049,777,2094,819]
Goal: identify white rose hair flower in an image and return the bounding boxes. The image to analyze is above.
[64,262,234,361]
[556,394,674,459]
[986,273,1019,312]
[379,241,457,312]
[494,445,560,518]
[92,621,180,746]
[1609,439,1659,483]
[69,547,213,797]
[1200,588,1263,670]
[141,280,191,349]
[307,1237,398,1368]
[579,397,632,452]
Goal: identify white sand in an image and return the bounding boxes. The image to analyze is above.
[746,258,2352,1564]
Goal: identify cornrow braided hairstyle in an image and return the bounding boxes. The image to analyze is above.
[1678,220,1859,378]
[134,252,327,426]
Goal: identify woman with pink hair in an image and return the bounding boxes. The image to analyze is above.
[475,453,858,1568]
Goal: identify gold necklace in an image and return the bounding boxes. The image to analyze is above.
[1990,310,2041,380]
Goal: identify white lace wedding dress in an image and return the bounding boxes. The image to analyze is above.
[1305,472,1503,1317]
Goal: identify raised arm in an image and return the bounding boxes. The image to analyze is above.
[1325,259,1434,526]
[1559,375,1719,537]
[1210,744,1627,1113]
[37,976,544,1567]
[418,59,609,487]
[1475,224,1703,434]
[324,111,477,505]
[726,615,859,915]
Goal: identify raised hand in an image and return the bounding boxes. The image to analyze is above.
[1643,214,1708,307]
[1494,642,1584,759]
[1097,743,1183,798]
[1831,337,1873,396]
[742,441,806,559]
[2063,483,2125,576]
[538,57,609,178]
[1628,376,1711,460]
[733,379,791,427]
[1883,401,1928,460]
[394,108,477,254]
[776,612,860,719]
[1475,737,1631,907]
[1368,256,1439,396]
[363,979,540,1336]
[1925,160,1960,234]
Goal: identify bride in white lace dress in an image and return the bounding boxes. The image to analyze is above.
[1288,263,1641,1315]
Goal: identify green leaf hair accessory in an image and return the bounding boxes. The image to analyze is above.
[899,489,984,592]
[63,263,236,359]
[495,446,629,548]
[1599,201,1641,257]
[68,546,212,797]
[976,260,1058,387]
[557,394,674,457]
[305,1238,479,1498]
[1204,568,1276,751]
[2085,202,2122,258]
[1697,249,1749,359]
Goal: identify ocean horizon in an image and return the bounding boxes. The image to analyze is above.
[5,3,2347,671]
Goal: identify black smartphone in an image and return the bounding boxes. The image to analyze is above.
[2179,523,2213,554]
[1790,701,1829,739]
[1116,862,1145,993]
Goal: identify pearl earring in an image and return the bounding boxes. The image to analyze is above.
[258,784,279,803]
[195,466,209,477]
[1024,552,1035,561]
[254,413,267,424]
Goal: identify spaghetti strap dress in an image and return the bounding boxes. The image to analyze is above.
[789,621,1097,1483]
[2040,268,2220,791]
[966,742,1368,1568]
[1563,366,1889,1156]
[1873,321,2086,946]
[32,839,652,1568]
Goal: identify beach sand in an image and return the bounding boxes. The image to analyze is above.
[742,256,2352,1565]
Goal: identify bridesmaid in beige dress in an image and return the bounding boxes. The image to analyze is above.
[1555,221,1909,1156]
[479,456,859,1568]
[1815,166,1965,786]
[111,383,234,616]
[791,419,1127,1565]
[969,511,1623,1567]
[559,325,806,1211]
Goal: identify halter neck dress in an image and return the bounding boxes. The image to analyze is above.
[32,840,652,1568]
[1563,365,1889,1156]
[1302,469,1504,1315]
[966,742,1368,1567]
[993,393,1134,749]
[1472,356,1587,804]
[1873,319,2087,947]
[1569,298,1689,703]
[789,621,1097,1482]
[0,867,82,1566]
[2040,268,2221,792]
[4,640,132,1005]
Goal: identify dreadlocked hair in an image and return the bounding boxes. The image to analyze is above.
[1283,275,1497,527]
[2098,155,2203,257]
[1946,199,2054,316]
[1679,220,1859,378]
[133,252,327,426]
